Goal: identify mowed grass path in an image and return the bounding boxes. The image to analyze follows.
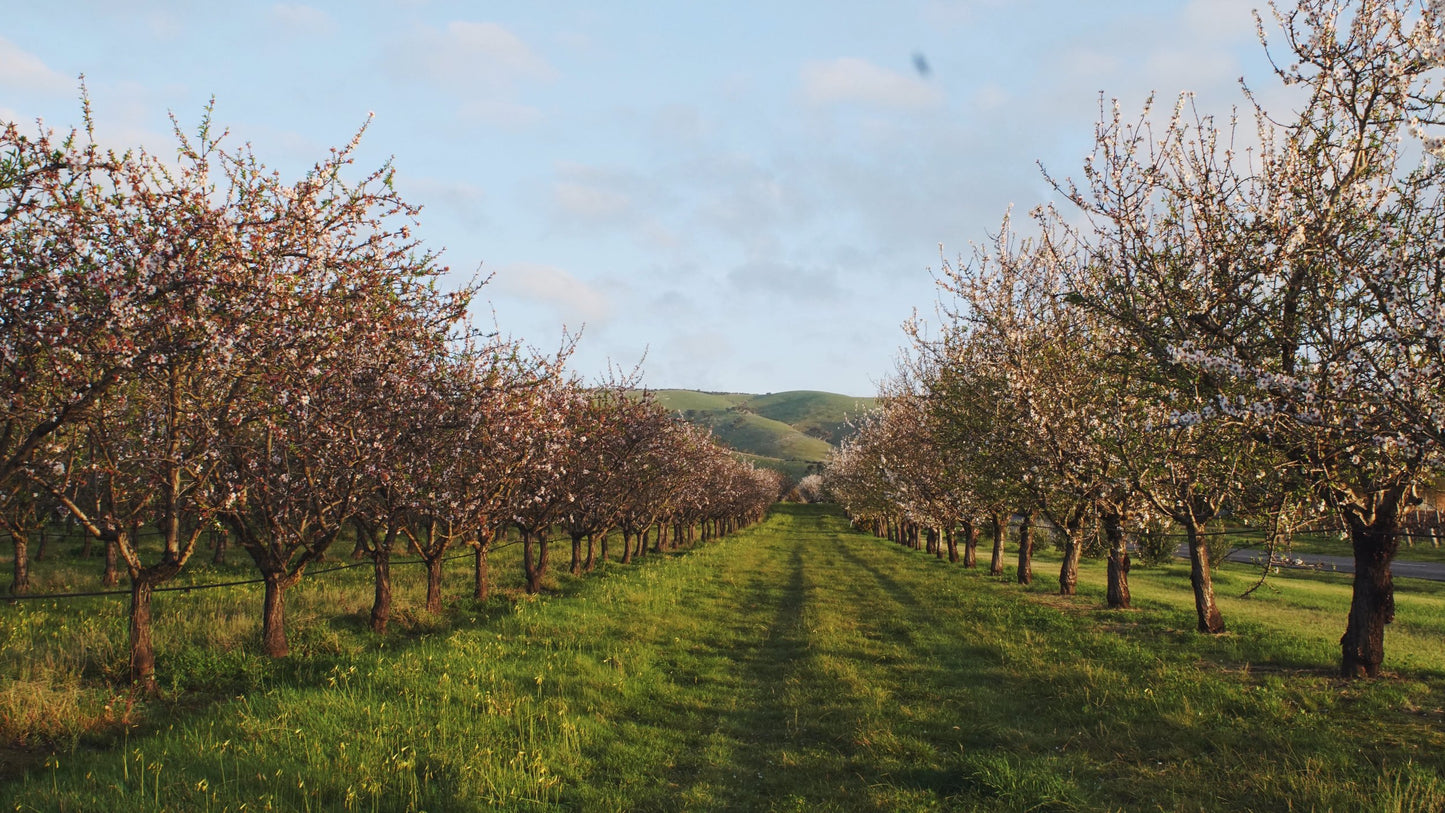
[8,504,1445,811]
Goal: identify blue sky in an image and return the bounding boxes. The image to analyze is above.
[3,0,1272,396]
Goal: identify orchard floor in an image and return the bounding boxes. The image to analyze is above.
[5,504,1445,811]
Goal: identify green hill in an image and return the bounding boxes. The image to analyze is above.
[747,390,878,446]
[641,389,877,480]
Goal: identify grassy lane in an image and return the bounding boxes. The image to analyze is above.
[7,504,1445,810]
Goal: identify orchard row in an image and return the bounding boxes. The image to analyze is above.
[0,103,779,693]
[827,0,1445,678]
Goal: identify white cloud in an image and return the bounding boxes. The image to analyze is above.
[399,21,555,87]
[493,262,612,327]
[271,4,336,37]
[800,58,943,110]
[0,37,72,94]
[387,20,555,127]
[554,180,632,221]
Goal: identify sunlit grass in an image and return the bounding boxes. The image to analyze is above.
[3,505,1445,811]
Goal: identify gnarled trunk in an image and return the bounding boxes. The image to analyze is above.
[210,526,228,565]
[962,521,978,568]
[103,536,120,586]
[585,532,597,571]
[1016,511,1033,586]
[1058,530,1082,597]
[989,512,1006,576]
[425,555,444,614]
[371,553,392,634]
[261,571,292,657]
[946,527,959,563]
[570,531,584,575]
[8,529,29,595]
[620,530,633,564]
[1341,517,1398,678]
[128,577,157,693]
[473,544,491,601]
[1186,521,1224,633]
[1104,512,1130,609]
[523,530,543,594]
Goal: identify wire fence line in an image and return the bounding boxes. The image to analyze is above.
[2,549,478,604]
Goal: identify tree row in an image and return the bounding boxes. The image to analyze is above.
[827,0,1445,678]
[0,104,780,693]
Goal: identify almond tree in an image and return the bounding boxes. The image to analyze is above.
[5,110,275,690]
[935,217,1137,599]
[0,109,216,612]
[510,376,587,594]
[399,342,544,613]
[918,331,1025,576]
[209,124,466,658]
[1061,0,1445,675]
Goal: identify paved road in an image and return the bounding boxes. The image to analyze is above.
[1205,547,1445,582]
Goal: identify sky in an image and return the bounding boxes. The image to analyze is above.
[2,0,1279,396]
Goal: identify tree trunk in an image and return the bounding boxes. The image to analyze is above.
[1058,520,1083,596]
[1016,511,1033,585]
[600,532,610,565]
[103,536,120,586]
[261,571,290,658]
[34,524,49,561]
[620,530,633,564]
[425,556,443,614]
[128,577,158,693]
[570,531,584,574]
[370,552,392,634]
[1186,521,1225,634]
[1104,512,1131,609]
[989,512,1006,576]
[962,521,979,568]
[946,528,959,563]
[473,545,491,601]
[8,529,29,595]
[1341,517,1398,678]
[585,533,597,572]
[636,529,648,557]
[523,530,542,594]
[210,526,228,565]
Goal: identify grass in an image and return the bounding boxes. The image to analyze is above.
[647,389,876,458]
[4,505,1445,810]
[744,391,876,446]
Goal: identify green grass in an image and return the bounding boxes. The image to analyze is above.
[744,391,876,446]
[646,389,876,459]
[688,410,835,462]
[643,389,752,413]
[733,452,815,484]
[5,506,1445,811]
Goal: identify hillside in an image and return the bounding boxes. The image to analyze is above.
[643,389,877,480]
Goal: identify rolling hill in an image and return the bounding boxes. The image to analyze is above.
[643,389,877,481]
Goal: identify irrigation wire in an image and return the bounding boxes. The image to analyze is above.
[2,550,476,604]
